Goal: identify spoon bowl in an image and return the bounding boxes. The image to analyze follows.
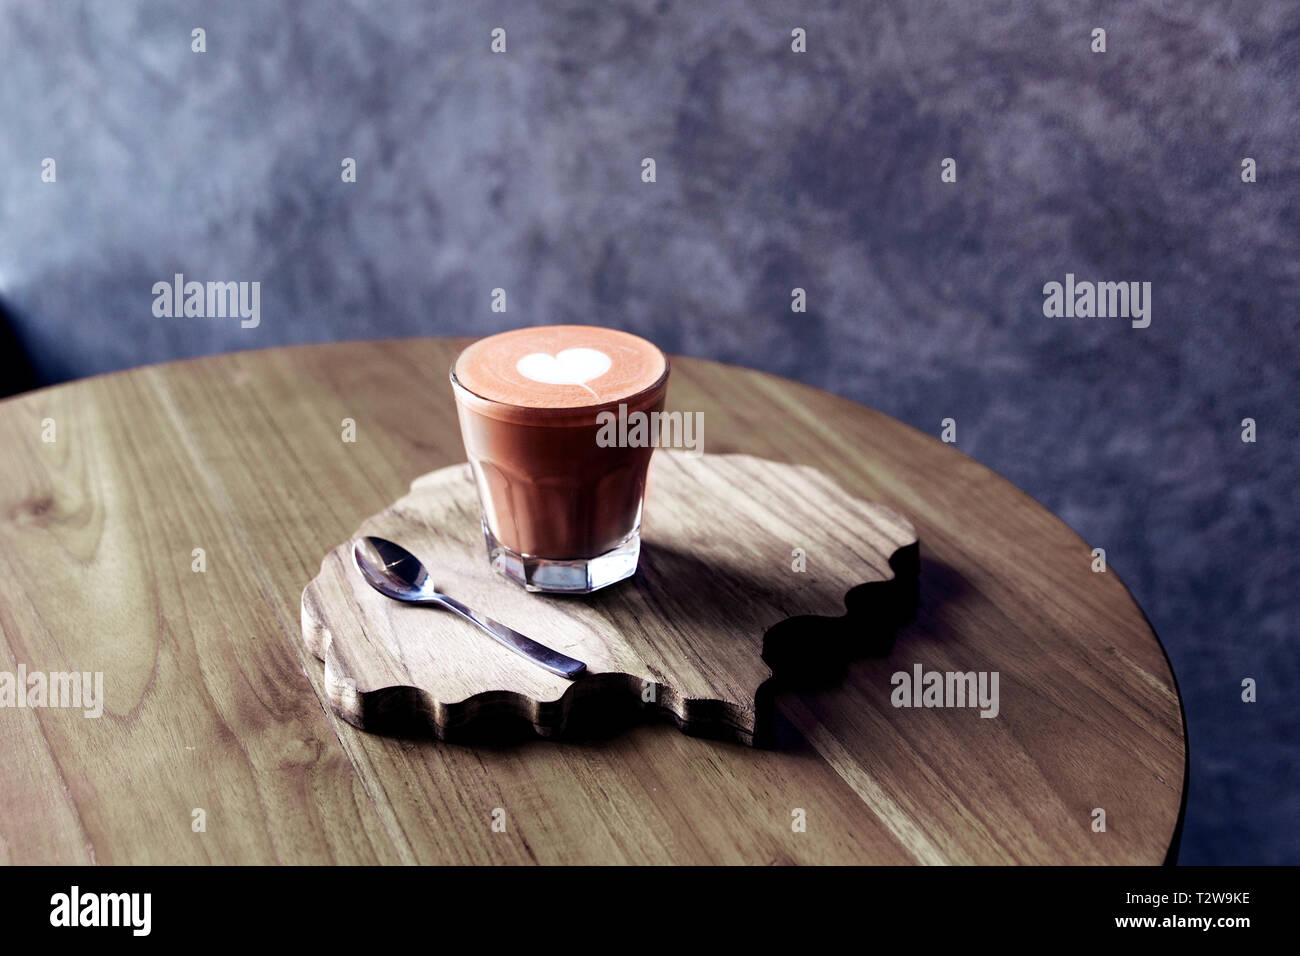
[353,535,433,601]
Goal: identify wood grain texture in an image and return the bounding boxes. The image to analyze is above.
[0,339,1187,864]
[302,454,918,744]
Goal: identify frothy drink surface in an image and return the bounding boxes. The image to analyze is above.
[454,325,667,409]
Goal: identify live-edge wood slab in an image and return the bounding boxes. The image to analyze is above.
[302,452,918,745]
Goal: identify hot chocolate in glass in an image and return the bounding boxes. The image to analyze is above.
[450,325,669,593]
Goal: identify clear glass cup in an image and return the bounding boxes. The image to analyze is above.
[450,348,669,593]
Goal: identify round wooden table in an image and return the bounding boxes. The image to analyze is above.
[0,339,1185,864]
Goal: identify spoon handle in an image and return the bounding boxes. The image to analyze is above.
[435,596,587,680]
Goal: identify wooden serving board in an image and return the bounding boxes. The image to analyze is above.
[301,452,918,745]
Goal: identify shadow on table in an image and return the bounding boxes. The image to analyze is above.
[760,551,971,747]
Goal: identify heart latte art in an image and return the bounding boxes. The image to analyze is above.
[516,348,612,386]
[454,325,666,409]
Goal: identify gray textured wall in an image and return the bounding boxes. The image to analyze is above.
[1,0,1297,863]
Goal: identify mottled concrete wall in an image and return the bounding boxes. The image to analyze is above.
[1,0,1296,862]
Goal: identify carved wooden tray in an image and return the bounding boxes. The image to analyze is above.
[301,453,917,745]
